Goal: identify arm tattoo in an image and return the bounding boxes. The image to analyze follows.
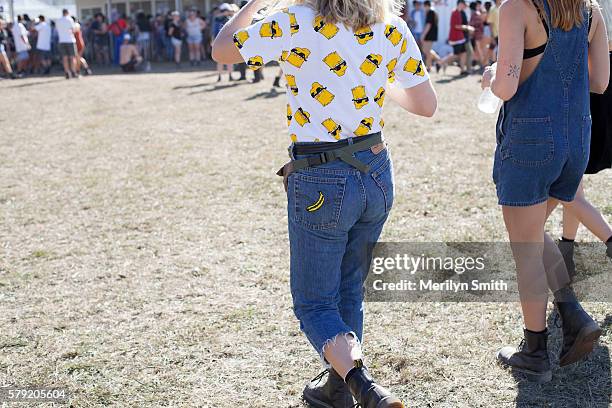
[507,64,520,79]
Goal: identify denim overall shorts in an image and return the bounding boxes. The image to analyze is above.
[493,1,591,207]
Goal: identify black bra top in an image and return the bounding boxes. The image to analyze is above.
[523,0,592,60]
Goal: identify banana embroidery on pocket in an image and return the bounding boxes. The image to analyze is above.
[306,191,325,212]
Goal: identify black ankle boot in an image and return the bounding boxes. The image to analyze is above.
[303,369,354,408]
[557,240,576,281]
[554,286,602,366]
[606,239,612,259]
[497,329,552,383]
[345,364,404,408]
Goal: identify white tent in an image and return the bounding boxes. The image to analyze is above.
[0,0,76,21]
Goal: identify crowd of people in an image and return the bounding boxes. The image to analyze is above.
[0,0,501,80]
[0,2,245,78]
[406,0,501,75]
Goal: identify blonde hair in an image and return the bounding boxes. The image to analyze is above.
[536,0,593,31]
[268,0,404,29]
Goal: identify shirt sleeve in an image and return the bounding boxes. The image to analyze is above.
[233,11,291,70]
[392,18,429,89]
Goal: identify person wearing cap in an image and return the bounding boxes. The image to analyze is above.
[168,11,183,68]
[119,33,143,72]
[213,0,437,406]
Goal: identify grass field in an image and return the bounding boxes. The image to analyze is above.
[1,64,610,407]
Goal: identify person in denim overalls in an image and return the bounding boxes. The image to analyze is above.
[481,0,609,383]
[212,0,437,405]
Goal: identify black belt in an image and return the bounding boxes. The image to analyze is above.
[277,132,384,191]
[292,132,381,155]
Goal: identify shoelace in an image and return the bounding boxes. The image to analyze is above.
[517,339,525,352]
[309,369,362,407]
[310,369,328,383]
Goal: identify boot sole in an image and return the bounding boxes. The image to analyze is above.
[302,393,333,408]
[559,323,602,367]
[496,353,553,383]
[376,397,405,408]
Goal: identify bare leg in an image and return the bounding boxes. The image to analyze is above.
[422,40,433,69]
[0,53,13,74]
[62,56,70,74]
[323,333,362,379]
[174,44,181,64]
[561,180,612,242]
[502,202,549,331]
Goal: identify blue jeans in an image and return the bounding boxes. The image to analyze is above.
[287,141,394,358]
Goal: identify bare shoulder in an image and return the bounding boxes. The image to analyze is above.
[499,0,531,23]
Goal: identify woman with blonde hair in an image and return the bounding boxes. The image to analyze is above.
[213,0,437,405]
[482,0,609,382]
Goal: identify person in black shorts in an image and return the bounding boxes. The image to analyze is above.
[421,0,441,70]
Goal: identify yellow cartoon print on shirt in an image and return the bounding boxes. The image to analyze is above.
[233,30,249,49]
[282,9,300,35]
[310,82,335,106]
[313,15,339,39]
[404,57,425,76]
[380,118,385,128]
[354,26,374,44]
[351,86,369,109]
[323,52,347,77]
[287,104,292,126]
[294,107,311,126]
[259,20,283,39]
[400,38,407,54]
[386,58,397,82]
[286,74,298,95]
[247,56,264,70]
[384,24,402,46]
[290,133,298,142]
[354,117,374,136]
[322,118,342,140]
[360,54,382,76]
[279,50,289,62]
[286,47,310,68]
[374,87,385,107]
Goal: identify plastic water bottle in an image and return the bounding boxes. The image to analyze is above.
[478,63,501,114]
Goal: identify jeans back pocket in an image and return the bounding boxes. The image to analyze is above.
[371,158,394,213]
[291,173,346,230]
[508,117,554,167]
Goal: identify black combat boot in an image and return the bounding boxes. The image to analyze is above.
[303,368,354,408]
[345,362,404,408]
[497,329,552,383]
[557,239,576,282]
[554,286,602,366]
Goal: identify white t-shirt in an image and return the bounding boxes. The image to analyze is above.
[35,21,51,51]
[234,6,429,143]
[55,15,76,43]
[186,17,203,37]
[12,22,29,52]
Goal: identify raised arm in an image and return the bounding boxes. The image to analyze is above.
[212,0,264,64]
[483,0,524,101]
[588,2,610,94]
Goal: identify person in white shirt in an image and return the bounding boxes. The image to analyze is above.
[35,15,52,74]
[11,15,30,74]
[55,9,77,78]
[213,0,437,406]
